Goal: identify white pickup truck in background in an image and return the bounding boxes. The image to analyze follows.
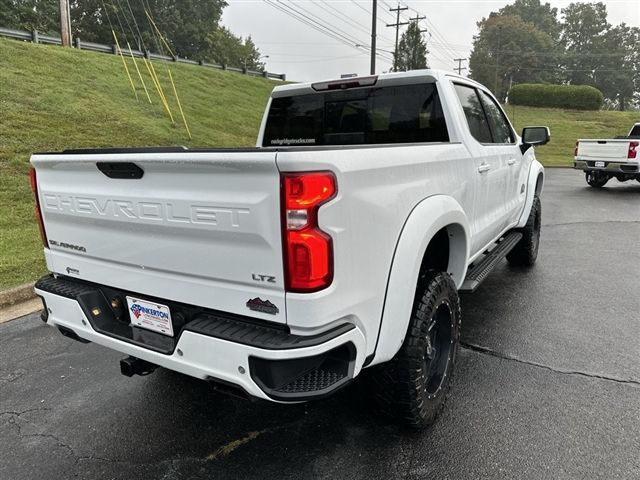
[30,70,549,427]
[574,123,640,187]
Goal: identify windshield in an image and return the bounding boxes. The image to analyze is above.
[263,83,449,147]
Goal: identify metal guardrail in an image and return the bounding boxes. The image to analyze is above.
[0,26,286,81]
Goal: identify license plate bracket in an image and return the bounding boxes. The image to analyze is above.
[126,296,174,337]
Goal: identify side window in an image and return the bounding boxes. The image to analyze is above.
[453,84,492,144]
[477,90,515,144]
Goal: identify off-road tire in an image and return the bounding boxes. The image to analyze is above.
[370,271,461,428]
[586,171,609,188]
[506,195,541,267]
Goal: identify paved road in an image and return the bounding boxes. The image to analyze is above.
[1,169,639,480]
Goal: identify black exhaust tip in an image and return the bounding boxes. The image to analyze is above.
[206,377,253,401]
[57,325,91,344]
[120,356,158,377]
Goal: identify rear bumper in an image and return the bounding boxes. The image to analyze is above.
[35,275,366,402]
[574,159,640,173]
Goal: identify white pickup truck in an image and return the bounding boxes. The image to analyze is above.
[30,70,549,427]
[574,123,640,187]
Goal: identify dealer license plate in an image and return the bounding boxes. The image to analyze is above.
[595,161,605,167]
[126,296,174,337]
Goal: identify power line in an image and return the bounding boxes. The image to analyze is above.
[293,1,372,47]
[399,3,463,59]
[254,54,366,64]
[272,0,367,49]
[350,0,371,15]
[314,0,370,36]
[302,1,397,52]
[424,18,461,59]
[263,0,393,64]
[379,0,400,21]
[429,49,453,68]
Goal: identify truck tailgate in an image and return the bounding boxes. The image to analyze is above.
[31,150,286,324]
[577,140,630,159]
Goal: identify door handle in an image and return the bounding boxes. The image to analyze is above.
[478,163,491,173]
[507,158,516,166]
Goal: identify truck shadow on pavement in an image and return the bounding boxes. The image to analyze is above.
[109,364,426,478]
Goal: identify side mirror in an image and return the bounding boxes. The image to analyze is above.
[522,126,550,146]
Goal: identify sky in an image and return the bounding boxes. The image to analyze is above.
[221,0,640,82]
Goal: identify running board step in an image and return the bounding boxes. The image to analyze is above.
[459,232,523,293]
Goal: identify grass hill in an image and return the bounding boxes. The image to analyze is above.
[505,104,638,166]
[0,37,638,289]
[0,37,278,289]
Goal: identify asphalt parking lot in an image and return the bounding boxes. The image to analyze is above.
[1,169,639,480]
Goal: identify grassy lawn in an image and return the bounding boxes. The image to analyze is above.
[0,37,638,289]
[505,104,638,166]
[0,38,277,290]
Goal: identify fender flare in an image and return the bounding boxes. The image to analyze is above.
[369,195,470,366]
[517,159,545,228]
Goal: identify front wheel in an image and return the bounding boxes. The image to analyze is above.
[370,271,461,428]
[586,171,609,188]
[507,195,541,267]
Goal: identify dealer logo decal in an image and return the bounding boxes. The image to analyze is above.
[129,303,168,319]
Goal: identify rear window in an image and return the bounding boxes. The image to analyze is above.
[630,125,640,137]
[263,83,449,146]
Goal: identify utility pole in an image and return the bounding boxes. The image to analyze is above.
[453,58,467,75]
[59,0,72,47]
[386,4,408,71]
[410,14,428,35]
[494,25,502,97]
[370,0,377,75]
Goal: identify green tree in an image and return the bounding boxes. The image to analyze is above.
[0,0,59,34]
[469,15,556,101]
[94,0,227,60]
[70,0,113,44]
[394,20,428,72]
[63,0,263,67]
[596,23,639,110]
[206,26,265,69]
[498,0,561,39]
[560,2,610,86]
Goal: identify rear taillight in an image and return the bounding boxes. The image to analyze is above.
[29,168,48,248]
[628,141,639,159]
[574,141,579,157]
[281,172,336,292]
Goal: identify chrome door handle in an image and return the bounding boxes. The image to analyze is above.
[478,163,491,173]
[507,158,516,166]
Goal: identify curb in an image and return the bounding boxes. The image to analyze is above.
[0,282,37,308]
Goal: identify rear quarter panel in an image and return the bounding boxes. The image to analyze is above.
[275,142,473,358]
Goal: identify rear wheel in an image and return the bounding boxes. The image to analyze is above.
[586,171,609,188]
[371,271,461,428]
